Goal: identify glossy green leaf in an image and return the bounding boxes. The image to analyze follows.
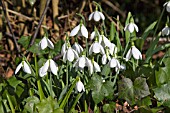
[36,96,59,113]
[153,81,170,107]
[103,102,116,113]
[18,36,31,49]
[101,65,110,76]
[7,76,22,89]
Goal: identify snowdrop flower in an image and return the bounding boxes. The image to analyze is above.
[76,80,85,92]
[120,64,126,70]
[102,48,111,65]
[89,11,105,22]
[70,24,88,38]
[108,57,120,69]
[90,31,100,40]
[89,42,105,55]
[109,43,117,55]
[126,46,142,61]
[73,55,89,70]
[15,61,31,74]
[39,36,54,50]
[86,58,101,74]
[162,26,170,36]
[39,59,58,76]
[100,35,111,47]
[124,22,139,33]
[39,66,47,77]
[72,42,83,54]
[63,47,79,62]
[164,1,170,13]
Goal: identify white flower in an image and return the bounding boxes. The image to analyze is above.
[100,35,111,47]
[70,24,88,38]
[63,47,79,62]
[120,64,126,70]
[108,57,120,69]
[73,55,89,70]
[86,59,101,74]
[162,26,170,36]
[39,36,54,50]
[61,42,67,56]
[124,23,139,33]
[72,42,83,54]
[90,31,100,40]
[15,61,31,74]
[102,54,111,65]
[164,1,170,12]
[39,59,58,76]
[109,43,117,55]
[39,66,47,77]
[126,46,142,61]
[89,11,105,22]
[76,80,85,92]
[89,42,105,55]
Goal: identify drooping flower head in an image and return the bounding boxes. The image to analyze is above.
[124,22,139,33]
[39,59,58,77]
[39,36,54,50]
[89,41,105,55]
[15,60,31,74]
[70,20,88,38]
[164,1,170,13]
[72,42,84,54]
[126,45,142,61]
[161,26,170,36]
[76,79,85,92]
[73,55,89,71]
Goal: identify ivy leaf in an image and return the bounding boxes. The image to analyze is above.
[87,75,114,104]
[7,76,22,90]
[155,58,170,86]
[118,78,135,104]
[118,77,150,104]
[153,81,170,108]
[103,102,116,113]
[134,77,150,99]
[18,36,31,49]
[36,96,59,113]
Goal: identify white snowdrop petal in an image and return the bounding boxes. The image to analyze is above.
[61,43,67,55]
[102,54,107,65]
[93,61,101,72]
[124,25,128,31]
[67,48,74,62]
[98,12,105,20]
[128,23,135,33]
[47,39,54,49]
[40,37,48,50]
[15,62,22,74]
[89,45,93,55]
[94,11,101,21]
[23,61,31,74]
[163,2,168,7]
[86,59,93,74]
[88,12,94,21]
[90,31,96,40]
[49,59,58,75]
[76,81,85,92]
[103,36,111,47]
[99,45,105,55]
[120,64,126,70]
[126,48,132,61]
[133,23,139,32]
[166,2,170,12]
[63,52,67,63]
[42,60,50,74]
[79,57,86,68]
[73,49,79,59]
[70,25,80,37]
[39,66,47,77]
[92,43,101,54]
[162,27,170,36]
[81,25,88,38]
[109,58,117,68]
[109,43,116,55]
[132,46,142,60]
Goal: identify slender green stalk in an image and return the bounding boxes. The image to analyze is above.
[49,73,54,98]
[34,54,44,100]
[66,61,69,86]
[122,33,131,57]
[6,92,15,113]
[68,93,83,113]
[113,71,119,87]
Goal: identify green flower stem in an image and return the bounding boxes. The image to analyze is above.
[6,92,15,113]
[113,71,119,87]
[68,93,83,113]
[49,73,54,98]
[66,61,69,86]
[86,38,88,56]
[59,77,79,109]
[34,54,44,100]
[122,33,131,58]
